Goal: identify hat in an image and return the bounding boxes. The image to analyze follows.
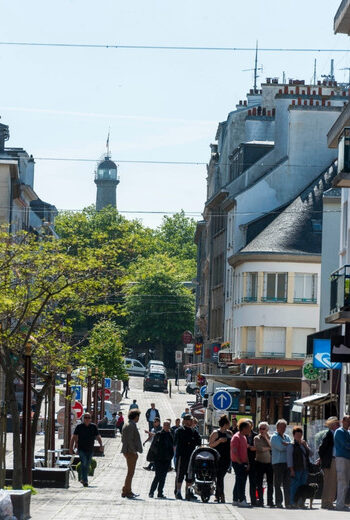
[183,414,193,421]
[325,416,339,427]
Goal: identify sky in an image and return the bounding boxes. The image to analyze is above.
[0,0,349,227]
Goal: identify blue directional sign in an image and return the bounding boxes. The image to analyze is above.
[212,390,232,411]
[200,385,207,398]
[104,378,111,389]
[71,385,82,401]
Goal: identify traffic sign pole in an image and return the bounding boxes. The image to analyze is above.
[100,372,105,420]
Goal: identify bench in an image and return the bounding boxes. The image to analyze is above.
[6,468,70,488]
[7,490,31,520]
[99,427,116,438]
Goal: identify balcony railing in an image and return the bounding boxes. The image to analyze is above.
[261,351,285,358]
[330,265,350,314]
[293,298,317,304]
[261,297,287,303]
[243,296,257,303]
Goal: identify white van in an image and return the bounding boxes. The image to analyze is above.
[124,358,146,376]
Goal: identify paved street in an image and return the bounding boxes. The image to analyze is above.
[9,377,346,519]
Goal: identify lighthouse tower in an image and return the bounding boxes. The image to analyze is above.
[94,142,119,211]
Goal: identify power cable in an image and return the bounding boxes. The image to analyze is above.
[0,41,349,53]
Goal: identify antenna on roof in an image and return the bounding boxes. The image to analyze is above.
[313,59,317,85]
[321,59,335,82]
[339,67,350,86]
[106,128,111,158]
[242,41,263,92]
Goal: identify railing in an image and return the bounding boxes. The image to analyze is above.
[243,296,257,303]
[293,298,317,304]
[292,352,306,359]
[335,0,350,27]
[260,352,285,358]
[261,297,287,303]
[330,264,350,314]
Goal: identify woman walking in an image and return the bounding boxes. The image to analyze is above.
[254,421,274,507]
[209,414,232,503]
[286,426,311,508]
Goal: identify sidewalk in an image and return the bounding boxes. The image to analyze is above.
[19,378,349,519]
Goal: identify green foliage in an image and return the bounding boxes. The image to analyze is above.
[82,320,126,379]
[124,254,195,367]
[157,210,197,264]
[4,485,37,495]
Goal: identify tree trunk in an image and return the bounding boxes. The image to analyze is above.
[6,371,22,489]
[31,378,51,464]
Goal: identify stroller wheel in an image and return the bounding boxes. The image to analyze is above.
[201,492,210,503]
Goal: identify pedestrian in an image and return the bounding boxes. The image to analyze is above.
[129,399,139,410]
[230,417,238,434]
[171,418,181,437]
[254,421,274,507]
[121,408,143,499]
[98,415,108,427]
[114,411,124,434]
[231,420,251,508]
[143,417,162,470]
[209,414,232,503]
[122,376,129,398]
[318,416,339,510]
[286,426,311,508]
[69,412,103,487]
[174,414,201,500]
[246,419,258,507]
[271,418,291,508]
[145,402,160,431]
[149,420,174,499]
[192,417,199,432]
[181,407,190,419]
[334,415,350,511]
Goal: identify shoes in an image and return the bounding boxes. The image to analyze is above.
[268,503,276,508]
[285,505,293,509]
[256,502,264,507]
[214,497,219,503]
[149,493,154,498]
[336,506,350,511]
[238,500,251,508]
[175,492,183,500]
[127,493,139,499]
[186,490,198,501]
[83,482,88,487]
[232,501,239,506]
[276,504,284,509]
[158,495,167,499]
[220,494,225,503]
[143,466,152,471]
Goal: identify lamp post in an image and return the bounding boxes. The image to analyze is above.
[100,371,105,420]
[93,368,99,424]
[63,366,72,451]
[48,371,55,454]
[87,368,92,413]
[22,343,32,484]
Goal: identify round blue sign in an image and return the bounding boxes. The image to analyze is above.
[212,390,232,411]
[200,385,207,398]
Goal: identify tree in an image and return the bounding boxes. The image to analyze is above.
[82,320,126,379]
[0,229,111,488]
[124,254,195,367]
[157,210,197,264]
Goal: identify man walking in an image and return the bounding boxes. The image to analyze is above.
[122,375,129,398]
[270,419,291,508]
[174,414,201,500]
[121,409,143,499]
[231,420,251,508]
[334,415,350,511]
[146,402,160,431]
[129,399,139,410]
[149,421,174,498]
[69,413,103,487]
[319,416,339,510]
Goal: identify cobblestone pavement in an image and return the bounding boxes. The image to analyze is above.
[12,377,347,519]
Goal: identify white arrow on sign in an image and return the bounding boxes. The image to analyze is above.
[218,394,227,407]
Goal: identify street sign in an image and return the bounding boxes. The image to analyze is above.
[104,389,111,400]
[303,362,320,381]
[313,339,342,370]
[182,331,193,344]
[57,407,77,425]
[71,385,82,401]
[200,385,207,398]
[72,401,84,419]
[175,351,183,363]
[184,344,194,354]
[212,390,232,411]
[104,378,111,389]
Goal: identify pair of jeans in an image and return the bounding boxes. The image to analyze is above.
[78,449,93,483]
[232,462,248,502]
[150,460,169,496]
[272,462,290,507]
[290,469,307,505]
[256,461,273,505]
[248,460,257,505]
[336,456,350,509]
[215,460,230,498]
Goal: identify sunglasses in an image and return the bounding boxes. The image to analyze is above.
[84,416,92,420]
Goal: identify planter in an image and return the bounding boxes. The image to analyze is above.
[6,468,70,489]
[8,490,31,520]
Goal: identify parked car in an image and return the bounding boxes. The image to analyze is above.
[124,358,146,376]
[143,368,168,392]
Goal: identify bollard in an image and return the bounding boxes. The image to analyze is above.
[169,381,172,399]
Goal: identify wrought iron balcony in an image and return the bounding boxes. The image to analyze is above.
[293,298,317,304]
[243,296,257,303]
[334,0,350,34]
[261,297,287,303]
[330,265,350,314]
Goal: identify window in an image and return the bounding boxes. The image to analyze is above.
[294,273,317,303]
[245,273,258,302]
[247,327,256,355]
[263,327,286,357]
[342,201,348,250]
[263,273,287,302]
[291,328,315,358]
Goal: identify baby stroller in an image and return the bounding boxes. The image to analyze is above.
[188,446,220,502]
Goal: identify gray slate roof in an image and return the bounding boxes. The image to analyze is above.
[240,161,337,256]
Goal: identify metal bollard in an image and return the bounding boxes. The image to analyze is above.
[169,380,172,399]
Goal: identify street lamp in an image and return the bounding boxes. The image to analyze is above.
[22,343,32,484]
[63,365,72,451]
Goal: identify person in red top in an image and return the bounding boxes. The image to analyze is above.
[231,420,251,508]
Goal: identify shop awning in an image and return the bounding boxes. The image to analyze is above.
[203,373,301,392]
[293,393,337,407]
